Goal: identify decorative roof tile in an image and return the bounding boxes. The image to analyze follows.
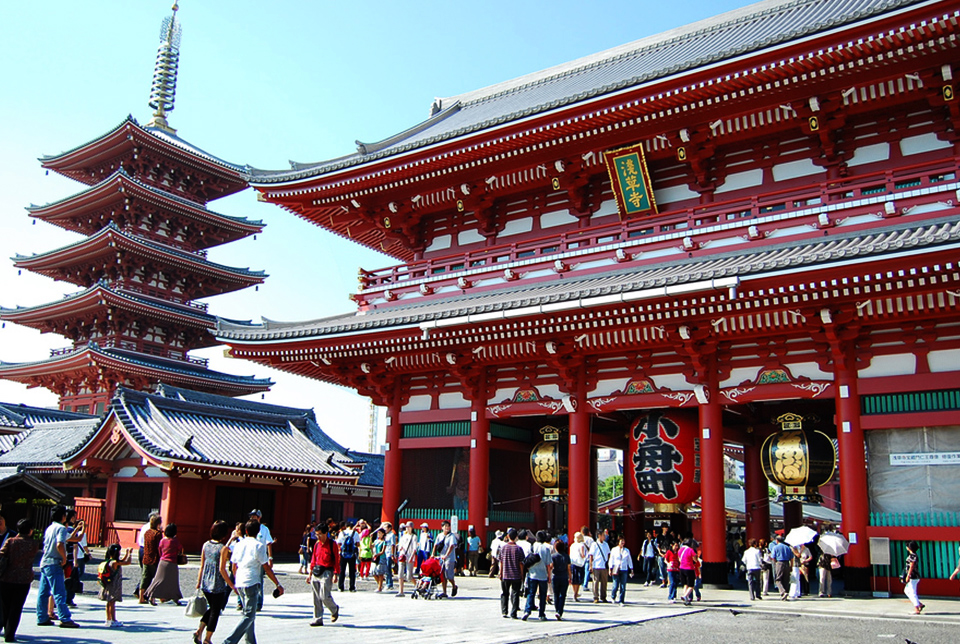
[0,419,101,466]
[248,0,925,184]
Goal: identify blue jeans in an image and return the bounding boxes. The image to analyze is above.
[385,556,394,589]
[667,570,678,600]
[552,577,568,616]
[694,576,702,600]
[36,564,71,623]
[657,556,667,583]
[611,569,630,603]
[223,584,261,644]
[524,579,548,617]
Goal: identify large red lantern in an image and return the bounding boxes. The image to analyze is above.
[629,410,701,505]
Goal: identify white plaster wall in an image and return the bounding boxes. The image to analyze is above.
[144,467,167,478]
[458,228,485,246]
[589,378,626,397]
[785,362,834,381]
[654,184,699,205]
[115,467,139,478]
[846,143,890,168]
[766,225,817,240]
[540,209,578,229]
[714,168,764,195]
[426,234,451,253]
[536,383,563,399]
[641,247,684,260]
[402,395,433,412]
[591,199,620,219]
[438,392,470,409]
[492,388,515,404]
[772,158,822,182]
[705,236,748,249]
[651,373,692,392]
[720,367,761,388]
[498,217,533,237]
[858,354,915,379]
[929,349,960,373]
[900,132,952,156]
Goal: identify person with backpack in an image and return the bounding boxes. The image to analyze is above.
[336,521,359,592]
[97,544,133,627]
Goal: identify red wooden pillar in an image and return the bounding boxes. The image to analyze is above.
[468,382,490,533]
[835,360,871,592]
[161,473,179,526]
[568,364,591,543]
[381,389,403,524]
[699,380,728,585]
[743,440,770,543]
[622,462,643,554]
[313,483,323,523]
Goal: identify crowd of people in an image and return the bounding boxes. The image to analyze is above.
[0,508,947,641]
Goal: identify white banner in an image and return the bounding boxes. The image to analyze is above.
[889,452,960,466]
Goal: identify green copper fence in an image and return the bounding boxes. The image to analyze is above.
[401,421,534,441]
[871,539,960,579]
[870,512,960,527]
[398,507,534,525]
[861,389,960,414]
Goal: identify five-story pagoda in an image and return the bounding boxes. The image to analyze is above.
[0,3,271,414]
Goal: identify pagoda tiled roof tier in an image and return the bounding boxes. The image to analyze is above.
[40,117,248,202]
[0,343,272,398]
[26,169,263,249]
[248,0,926,186]
[0,282,219,341]
[218,214,960,364]
[12,222,266,299]
[61,387,365,482]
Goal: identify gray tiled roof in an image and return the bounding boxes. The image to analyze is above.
[248,0,924,184]
[91,388,367,478]
[218,216,960,342]
[0,419,101,466]
[0,403,96,429]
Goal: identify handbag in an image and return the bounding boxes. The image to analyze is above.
[311,564,330,577]
[184,591,207,618]
[522,552,541,569]
[830,558,841,570]
[178,553,189,565]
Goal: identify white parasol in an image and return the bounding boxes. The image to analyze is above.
[785,525,818,547]
[817,532,850,557]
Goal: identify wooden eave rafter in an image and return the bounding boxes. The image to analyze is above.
[28,173,261,243]
[42,121,246,197]
[0,285,213,333]
[259,5,959,247]
[14,226,264,295]
[225,244,960,386]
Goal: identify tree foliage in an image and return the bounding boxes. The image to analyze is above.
[598,475,623,503]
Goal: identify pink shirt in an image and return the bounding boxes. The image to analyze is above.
[678,545,697,570]
[159,536,183,563]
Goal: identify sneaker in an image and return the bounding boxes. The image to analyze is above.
[520,613,530,621]
[110,621,124,628]
[395,592,404,597]
[539,615,547,621]
[556,614,563,621]
[37,621,54,627]
[310,619,323,627]
[451,585,458,597]
[59,621,80,629]
[331,610,339,623]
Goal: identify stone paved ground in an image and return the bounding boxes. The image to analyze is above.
[17,562,960,644]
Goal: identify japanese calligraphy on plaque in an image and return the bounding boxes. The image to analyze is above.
[629,410,700,504]
[603,143,658,219]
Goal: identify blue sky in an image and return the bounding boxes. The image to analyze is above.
[0,0,748,449]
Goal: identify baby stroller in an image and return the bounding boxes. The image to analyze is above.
[411,557,444,600]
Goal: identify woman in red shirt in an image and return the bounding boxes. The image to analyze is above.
[664,541,680,602]
[306,529,340,626]
[145,523,184,605]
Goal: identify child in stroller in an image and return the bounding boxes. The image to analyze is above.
[411,557,445,599]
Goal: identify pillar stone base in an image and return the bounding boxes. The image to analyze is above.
[842,566,873,594]
[701,561,731,587]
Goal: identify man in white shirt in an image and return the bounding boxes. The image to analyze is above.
[416,523,433,573]
[245,510,274,611]
[487,530,504,578]
[588,531,610,603]
[221,520,283,644]
[437,520,459,598]
[336,521,360,592]
[581,526,596,591]
[608,537,634,605]
[396,522,418,596]
[135,512,158,600]
[742,538,763,600]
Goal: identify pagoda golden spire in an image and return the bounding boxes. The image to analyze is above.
[146,2,182,133]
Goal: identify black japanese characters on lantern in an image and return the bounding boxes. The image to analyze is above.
[629,410,701,505]
[529,425,568,502]
[761,412,837,503]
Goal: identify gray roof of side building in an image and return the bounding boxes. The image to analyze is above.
[217,215,960,343]
[0,419,102,466]
[0,403,96,430]
[247,0,926,184]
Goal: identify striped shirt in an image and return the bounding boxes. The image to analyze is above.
[499,541,524,581]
